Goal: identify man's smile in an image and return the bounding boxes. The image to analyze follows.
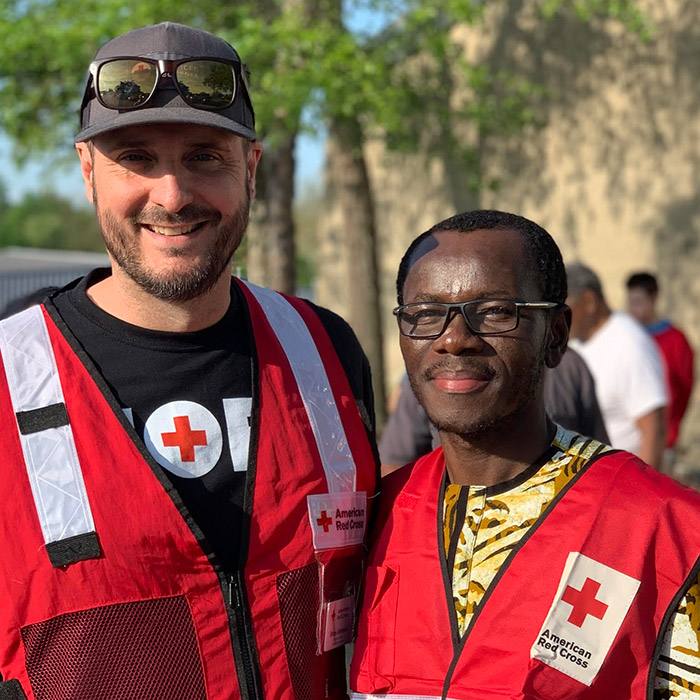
[141,222,207,236]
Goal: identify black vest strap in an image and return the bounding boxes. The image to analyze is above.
[46,532,102,568]
[16,402,69,435]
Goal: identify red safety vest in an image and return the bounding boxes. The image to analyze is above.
[0,280,376,700]
[351,447,700,700]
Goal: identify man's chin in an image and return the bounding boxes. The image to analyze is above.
[431,416,500,440]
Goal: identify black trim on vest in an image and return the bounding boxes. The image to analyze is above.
[46,531,102,568]
[445,484,470,653]
[437,471,461,655]
[0,680,27,700]
[16,403,69,435]
[230,279,265,700]
[646,551,700,699]
[441,444,616,700]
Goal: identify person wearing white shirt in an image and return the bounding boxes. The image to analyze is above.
[567,263,667,467]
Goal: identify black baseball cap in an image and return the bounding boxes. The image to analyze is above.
[76,22,256,143]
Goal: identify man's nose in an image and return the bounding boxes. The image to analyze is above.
[149,171,195,212]
[432,308,484,354]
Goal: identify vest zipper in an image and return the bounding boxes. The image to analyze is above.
[227,575,260,699]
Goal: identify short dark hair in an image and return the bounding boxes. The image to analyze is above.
[566,263,604,301]
[626,272,658,296]
[396,210,567,305]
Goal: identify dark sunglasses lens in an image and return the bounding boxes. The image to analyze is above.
[97,60,157,109]
[175,60,235,109]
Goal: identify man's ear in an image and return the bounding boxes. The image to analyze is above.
[545,305,571,369]
[75,142,95,204]
[246,140,263,201]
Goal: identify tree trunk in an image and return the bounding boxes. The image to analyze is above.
[325,114,387,429]
[259,132,297,294]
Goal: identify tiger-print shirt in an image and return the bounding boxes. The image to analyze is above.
[442,426,700,697]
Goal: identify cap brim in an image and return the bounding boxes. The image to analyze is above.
[75,91,256,143]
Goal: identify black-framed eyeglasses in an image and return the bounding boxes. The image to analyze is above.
[82,56,248,112]
[393,299,560,339]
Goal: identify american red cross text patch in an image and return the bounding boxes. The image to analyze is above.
[530,552,640,686]
[307,492,367,551]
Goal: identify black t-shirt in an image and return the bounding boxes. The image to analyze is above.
[50,269,377,576]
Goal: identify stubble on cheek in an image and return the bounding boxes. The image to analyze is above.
[91,183,251,303]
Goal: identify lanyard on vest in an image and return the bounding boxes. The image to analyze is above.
[0,305,100,568]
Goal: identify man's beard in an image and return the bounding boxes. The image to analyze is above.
[94,185,250,303]
[413,344,547,440]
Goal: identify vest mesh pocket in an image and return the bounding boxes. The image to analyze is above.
[277,563,346,700]
[20,596,206,700]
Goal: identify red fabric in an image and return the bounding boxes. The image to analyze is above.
[651,325,694,446]
[235,282,377,700]
[0,294,376,700]
[0,308,237,700]
[351,447,700,699]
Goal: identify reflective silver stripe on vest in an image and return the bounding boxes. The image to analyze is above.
[0,305,96,545]
[351,694,460,700]
[243,282,356,493]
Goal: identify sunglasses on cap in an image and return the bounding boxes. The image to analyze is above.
[83,56,250,112]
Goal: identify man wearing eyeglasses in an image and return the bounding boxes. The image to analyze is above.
[350,210,700,699]
[0,22,378,700]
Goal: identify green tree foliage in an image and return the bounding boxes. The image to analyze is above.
[0,187,103,251]
[0,1,648,159]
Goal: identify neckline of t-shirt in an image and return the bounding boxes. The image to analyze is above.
[58,268,243,353]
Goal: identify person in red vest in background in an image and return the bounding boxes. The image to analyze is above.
[350,210,700,700]
[627,272,695,471]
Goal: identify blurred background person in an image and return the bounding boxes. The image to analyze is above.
[626,272,695,471]
[567,263,667,468]
[380,345,609,476]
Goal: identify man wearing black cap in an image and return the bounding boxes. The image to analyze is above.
[0,23,377,700]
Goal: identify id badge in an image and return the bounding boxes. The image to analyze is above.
[316,545,365,654]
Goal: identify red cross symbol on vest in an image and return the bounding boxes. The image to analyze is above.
[561,577,609,628]
[316,510,333,533]
[161,415,208,462]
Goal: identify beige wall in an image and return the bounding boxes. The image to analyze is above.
[317,0,700,459]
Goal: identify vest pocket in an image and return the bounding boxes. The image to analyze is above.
[277,562,347,700]
[20,595,206,700]
[357,565,399,692]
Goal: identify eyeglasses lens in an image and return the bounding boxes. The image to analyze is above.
[98,60,158,109]
[175,60,235,109]
[399,301,519,337]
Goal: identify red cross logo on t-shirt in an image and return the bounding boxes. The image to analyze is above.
[561,577,609,628]
[161,415,208,462]
[316,510,333,533]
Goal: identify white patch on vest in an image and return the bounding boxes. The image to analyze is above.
[307,492,367,550]
[530,552,641,686]
[323,594,355,651]
[223,397,252,472]
[144,400,222,479]
[123,407,134,427]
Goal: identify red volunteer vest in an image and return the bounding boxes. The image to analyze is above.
[351,447,700,700]
[0,280,376,700]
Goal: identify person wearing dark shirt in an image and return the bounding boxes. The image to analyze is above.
[0,23,378,700]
